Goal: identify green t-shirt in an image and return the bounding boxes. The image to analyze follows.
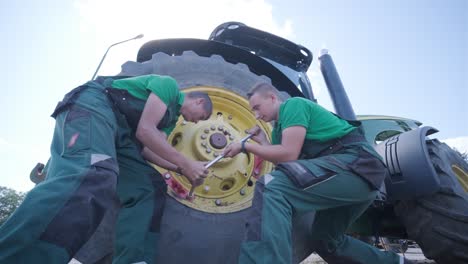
[271,97,355,144]
[111,74,185,135]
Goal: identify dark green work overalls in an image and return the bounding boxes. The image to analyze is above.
[238,127,402,264]
[102,77,180,264]
[0,78,179,264]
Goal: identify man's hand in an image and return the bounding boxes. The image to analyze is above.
[246,125,269,145]
[223,142,242,158]
[180,160,208,186]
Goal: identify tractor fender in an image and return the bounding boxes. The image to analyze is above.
[374,126,440,201]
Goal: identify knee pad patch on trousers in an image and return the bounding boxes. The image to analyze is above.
[39,158,119,256]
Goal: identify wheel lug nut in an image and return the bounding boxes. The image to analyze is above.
[204,128,210,133]
[215,199,222,206]
[201,134,207,140]
[218,125,224,131]
[240,188,246,195]
[206,148,212,153]
[210,125,216,131]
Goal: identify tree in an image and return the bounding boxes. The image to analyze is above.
[0,186,25,225]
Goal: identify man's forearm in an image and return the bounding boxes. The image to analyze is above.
[137,127,190,169]
[245,143,298,164]
[141,147,178,171]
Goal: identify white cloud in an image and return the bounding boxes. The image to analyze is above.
[0,138,50,192]
[0,137,8,146]
[74,0,293,76]
[443,136,468,154]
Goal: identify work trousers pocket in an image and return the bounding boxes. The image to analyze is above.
[348,148,387,189]
[348,149,388,190]
[276,161,337,190]
[61,107,91,156]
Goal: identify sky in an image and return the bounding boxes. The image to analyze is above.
[1,0,467,192]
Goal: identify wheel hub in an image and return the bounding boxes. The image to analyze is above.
[209,132,228,149]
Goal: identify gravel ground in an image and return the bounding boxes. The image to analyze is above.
[300,247,436,264]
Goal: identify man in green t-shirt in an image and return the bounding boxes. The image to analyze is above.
[0,74,212,264]
[224,82,413,264]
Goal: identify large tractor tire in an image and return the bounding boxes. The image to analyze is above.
[119,51,315,264]
[394,139,468,264]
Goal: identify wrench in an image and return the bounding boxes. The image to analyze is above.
[187,133,254,199]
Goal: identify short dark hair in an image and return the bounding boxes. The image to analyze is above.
[247,82,280,99]
[186,91,213,119]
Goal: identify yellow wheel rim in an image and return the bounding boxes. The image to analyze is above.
[153,86,273,213]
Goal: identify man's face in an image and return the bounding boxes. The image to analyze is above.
[182,98,209,123]
[249,92,276,122]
